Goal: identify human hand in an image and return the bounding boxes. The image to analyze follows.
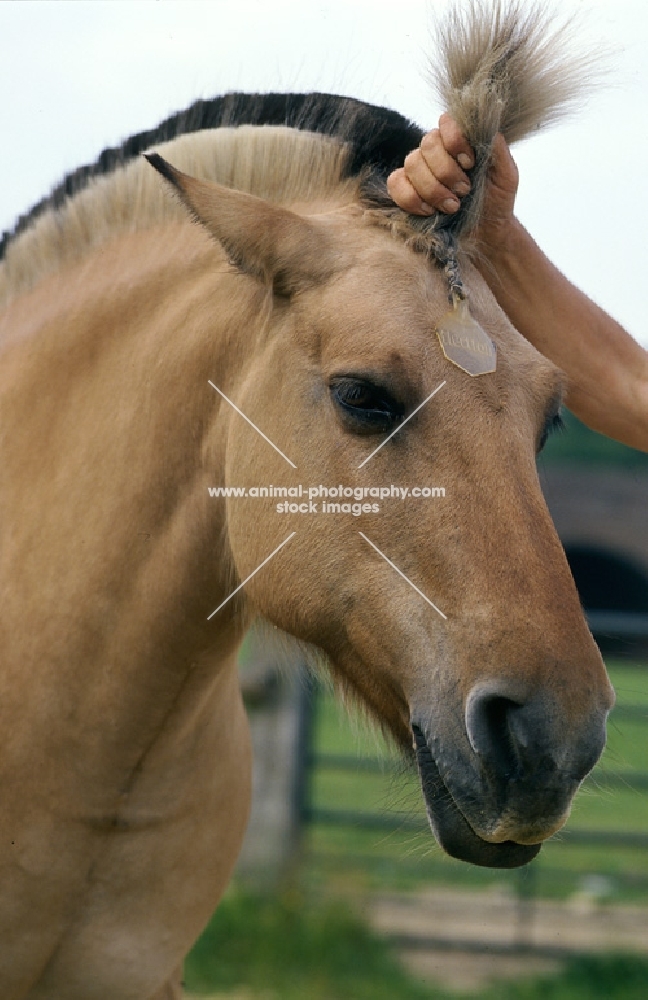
[386,113,520,253]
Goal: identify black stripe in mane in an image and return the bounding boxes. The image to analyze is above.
[0,92,424,260]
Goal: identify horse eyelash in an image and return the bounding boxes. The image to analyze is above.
[538,410,565,453]
[547,412,566,437]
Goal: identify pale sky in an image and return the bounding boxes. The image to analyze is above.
[1,0,647,346]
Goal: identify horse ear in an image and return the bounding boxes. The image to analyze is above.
[144,153,337,296]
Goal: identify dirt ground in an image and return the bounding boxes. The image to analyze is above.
[398,951,562,994]
[368,885,648,992]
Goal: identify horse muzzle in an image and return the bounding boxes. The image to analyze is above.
[411,683,610,869]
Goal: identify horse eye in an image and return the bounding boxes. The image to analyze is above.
[538,410,565,453]
[329,376,404,435]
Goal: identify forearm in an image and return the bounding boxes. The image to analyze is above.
[477,219,648,452]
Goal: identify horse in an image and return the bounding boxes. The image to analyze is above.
[0,2,614,997]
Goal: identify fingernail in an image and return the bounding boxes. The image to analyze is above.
[455,182,470,196]
[420,201,434,215]
[442,198,460,213]
[457,153,473,169]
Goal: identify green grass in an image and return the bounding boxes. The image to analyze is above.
[612,665,648,706]
[479,955,648,1000]
[305,660,648,902]
[185,890,648,998]
[185,888,437,999]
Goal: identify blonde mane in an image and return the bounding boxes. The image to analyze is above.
[0,126,357,307]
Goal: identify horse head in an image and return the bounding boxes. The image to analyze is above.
[145,0,614,868]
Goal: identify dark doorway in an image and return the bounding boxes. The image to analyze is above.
[564,545,648,655]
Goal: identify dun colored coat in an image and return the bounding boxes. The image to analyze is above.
[0,3,613,996]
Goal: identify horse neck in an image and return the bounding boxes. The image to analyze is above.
[1,220,266,714]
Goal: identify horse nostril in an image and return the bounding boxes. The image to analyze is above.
[465,686,525,780]
[466,681,609,789]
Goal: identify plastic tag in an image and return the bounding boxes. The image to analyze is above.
[435,298,497,376]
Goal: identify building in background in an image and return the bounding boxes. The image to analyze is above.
[540,411,648,655]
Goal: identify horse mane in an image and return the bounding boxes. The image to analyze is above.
[0,1,597,306]
[0,93,424,305]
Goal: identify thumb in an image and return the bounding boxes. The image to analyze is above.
[475,134,519,249]
[488,133,519,198]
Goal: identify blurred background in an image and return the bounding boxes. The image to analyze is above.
[2,2,647,996]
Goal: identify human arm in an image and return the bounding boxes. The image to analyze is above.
[387,117,648,452]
